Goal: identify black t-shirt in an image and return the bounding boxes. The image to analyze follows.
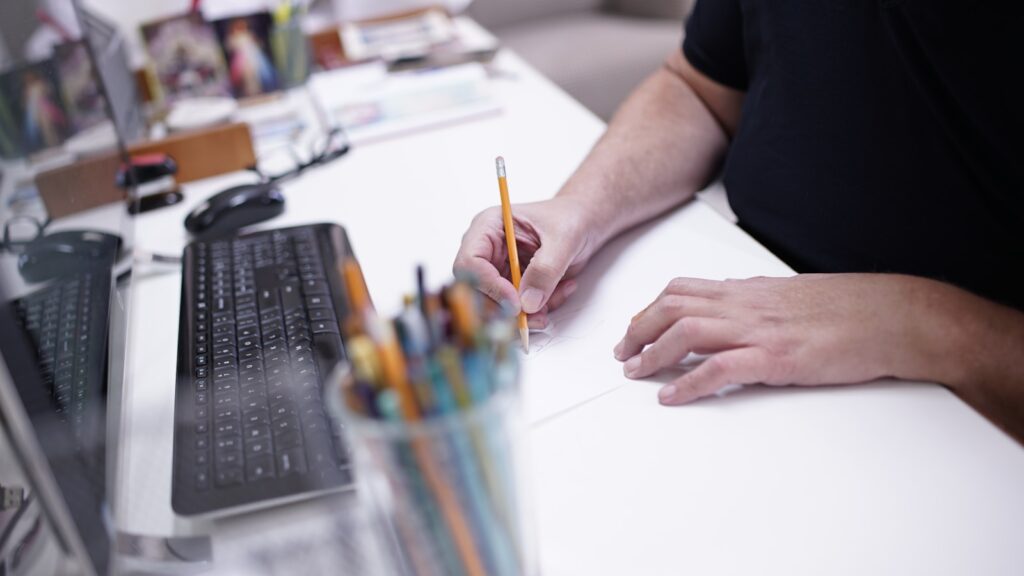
[683,0,1023,310]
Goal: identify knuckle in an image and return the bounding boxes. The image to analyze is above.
[667,277,689,294]
[674,316,699,341]
[662,295,690,318]
[704,354,731,379]
[525,260,560,285]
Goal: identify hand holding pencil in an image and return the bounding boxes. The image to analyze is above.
[453,158,596,336]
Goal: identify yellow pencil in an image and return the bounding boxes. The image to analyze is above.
[495,156,529,353]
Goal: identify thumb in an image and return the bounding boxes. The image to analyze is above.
[519,243,574,314]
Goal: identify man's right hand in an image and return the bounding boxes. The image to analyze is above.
[453,196,597,328]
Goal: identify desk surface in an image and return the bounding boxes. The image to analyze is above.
[119,40,1024,575]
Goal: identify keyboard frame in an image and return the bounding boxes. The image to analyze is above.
[171,223,356,516]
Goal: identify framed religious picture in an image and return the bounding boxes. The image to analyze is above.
[53,41,107,133]
[213,12,281,99]
[141,12,231,104]
[0,60,71,154]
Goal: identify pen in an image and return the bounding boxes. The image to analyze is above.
[495,157,529,353]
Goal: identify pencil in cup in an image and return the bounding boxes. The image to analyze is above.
[325,354,534,576]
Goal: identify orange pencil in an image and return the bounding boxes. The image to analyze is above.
[495,157,529,353]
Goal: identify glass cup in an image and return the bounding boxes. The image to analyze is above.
[324,355,536,576]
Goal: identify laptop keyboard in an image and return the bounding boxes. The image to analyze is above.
[173,224,354,515]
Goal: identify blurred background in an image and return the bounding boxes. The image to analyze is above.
[2,0,693,125]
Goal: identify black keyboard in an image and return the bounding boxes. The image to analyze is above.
[172,224,355,516]
[14,271,111,431]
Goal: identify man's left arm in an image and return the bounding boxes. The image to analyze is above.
[614,273,1024,444]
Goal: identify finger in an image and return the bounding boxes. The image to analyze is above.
[662,277,726,299]
[623,317,744,379]
[519,241,579,314]
[454,253,520,308]
[614,294,719,360]
[453,221,520,308]
[658,347,770,405]
[544,279,579,312]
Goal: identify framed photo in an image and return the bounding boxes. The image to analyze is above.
[0,60,71,155]
[141,12,231,104]
[213,12,280,99]
[53,41,107,133]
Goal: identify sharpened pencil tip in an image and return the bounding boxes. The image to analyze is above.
[520,326,529,354]
[496,156,506,178]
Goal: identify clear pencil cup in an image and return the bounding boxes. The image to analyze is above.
[324,355,537,576]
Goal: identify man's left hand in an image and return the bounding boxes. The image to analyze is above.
[613,273,952,405]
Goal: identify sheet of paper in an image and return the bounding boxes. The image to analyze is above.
[519,202,794,425]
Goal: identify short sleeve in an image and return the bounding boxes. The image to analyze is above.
[682,0,749,91]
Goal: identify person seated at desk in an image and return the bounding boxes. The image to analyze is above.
[454,1,1024,443]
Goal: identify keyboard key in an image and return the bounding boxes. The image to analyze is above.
[245,437,272,457]
[280,284,302,312]
[214,407,238,421]
[258,289,278,311]
[277,449,307,476]
[243,410,270,427]
[271,403,297,421]
[273,416,300,436]
[246,455,275,482]
[241,397,266,413]
[238,337,260,350]
[216,437,240,452]
[215,469,244,487]
[195,470,210,491]
[215,395,239,408]
[302,280,328,295]
[244,424,270,440]
[213,345,235,358]
[239,349,262,362]
[307,308,334,322]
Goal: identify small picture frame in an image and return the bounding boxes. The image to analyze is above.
[213,12,281,99]
[53,41,108,134]
[141,12,231,104]
[0,60,71,155]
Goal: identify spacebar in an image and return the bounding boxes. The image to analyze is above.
[312,333,346,384]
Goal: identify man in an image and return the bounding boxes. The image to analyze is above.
[453,1,1024,443]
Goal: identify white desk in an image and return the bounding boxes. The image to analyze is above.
[118,43,1024,575]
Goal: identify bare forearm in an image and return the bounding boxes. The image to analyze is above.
[558,51,739,249]
[901,278,1024,443]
